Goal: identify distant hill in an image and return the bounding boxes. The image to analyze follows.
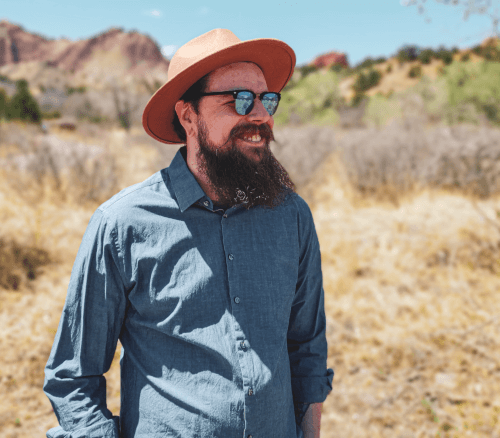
[0,20,169,95]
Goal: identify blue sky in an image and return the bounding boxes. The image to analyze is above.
[1,0,498,67]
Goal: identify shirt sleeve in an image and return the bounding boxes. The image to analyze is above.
[43,208,129,438]
[288,196,334,405]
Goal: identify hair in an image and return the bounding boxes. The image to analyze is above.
[172,74,210,142]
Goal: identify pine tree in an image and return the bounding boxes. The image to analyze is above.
[0,88,7,120]
[6,79,42,123]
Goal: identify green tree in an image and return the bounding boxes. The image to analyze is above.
[353,69,382,94]
[0,88,7,119]
[6,79,42,123]
[418,48,435,64]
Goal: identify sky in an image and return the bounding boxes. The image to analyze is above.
[0,0,498,68]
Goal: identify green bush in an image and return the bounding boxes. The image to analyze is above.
[66,86,87,95]
[351,92,366,107]
[481,46,500,61]
[5,79,42,123]
[418,49,435,64]
[408,65,422,78]
[0,88,7,119]
[461,53,470,62]
[329,63,345,73]
[435,47,454,65]
[445,61,500,125]
[273,69,342,126]
[386,64,392,73]
[355,56,386,71]
[299,65,319,79]
[469,43,500,61]
[41,110,61,119]
[397,45,420,64]
[353,69,382,94]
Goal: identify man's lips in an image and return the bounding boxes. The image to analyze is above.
[237,136,265,147]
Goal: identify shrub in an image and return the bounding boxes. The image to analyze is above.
[351,92,366,107]
[330,63,345,73]
[409,65,422,78]
[355,56,387,71]
[397,45,420,64]
[273,69,342,126]
[0,88,7,119]
[5,79,42,123]
[353,69,382,94]
[0,237,52,291]
[470,44,500,61]
[435,47,454,65]
[41,110,61,119]
[481,46,500,61]
[299,65,319,79]
[418,49,435,64]
[461,53,470,62]
[66,86,87,95]
[386,64,392,73]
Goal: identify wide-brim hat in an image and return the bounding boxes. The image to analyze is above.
[142,28,296,144]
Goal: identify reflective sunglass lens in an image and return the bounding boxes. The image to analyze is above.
[235,92,254,115]
[262,94,279,115]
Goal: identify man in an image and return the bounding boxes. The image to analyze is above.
[43,28,333,438]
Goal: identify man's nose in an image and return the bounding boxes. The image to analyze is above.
[246,97,272,122]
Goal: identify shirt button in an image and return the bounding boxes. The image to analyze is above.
[228,254,234,260]
[204,201,209,206]
[248,388,253,396]
[234,297,240,304]
[240,341,246,350]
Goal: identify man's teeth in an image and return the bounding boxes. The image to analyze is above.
[243,135,261,142]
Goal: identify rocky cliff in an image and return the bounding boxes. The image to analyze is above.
[309,51,349,69]
[0,20,170,93]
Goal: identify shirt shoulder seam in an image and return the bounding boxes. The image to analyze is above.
[97,173,164,212]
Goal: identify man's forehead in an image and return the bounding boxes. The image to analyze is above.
[206,62,267,89]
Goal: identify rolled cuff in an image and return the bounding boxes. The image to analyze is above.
[291,368,334,404]
[46,417,119,438]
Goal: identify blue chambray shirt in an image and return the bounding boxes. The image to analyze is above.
[43,145,334,438]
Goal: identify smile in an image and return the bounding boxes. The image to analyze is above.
[242,134,261,143]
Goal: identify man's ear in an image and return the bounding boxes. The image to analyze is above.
[175,100,196,138]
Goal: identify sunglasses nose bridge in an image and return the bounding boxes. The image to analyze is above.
[244,94,274,117]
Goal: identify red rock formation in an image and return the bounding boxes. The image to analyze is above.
[0,20,169,76]
[310,51,349,69]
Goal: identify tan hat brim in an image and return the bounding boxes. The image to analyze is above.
[142,38,296,144]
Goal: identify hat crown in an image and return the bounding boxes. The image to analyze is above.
[168,29,241,81]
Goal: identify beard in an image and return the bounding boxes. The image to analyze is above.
[194,119,296,211]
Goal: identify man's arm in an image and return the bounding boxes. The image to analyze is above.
[300,403,322,438]
[43,210,128,438]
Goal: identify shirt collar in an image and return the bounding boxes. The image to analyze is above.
[168,145,208,213]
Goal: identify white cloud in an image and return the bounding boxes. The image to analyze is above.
[143,9,162,18]
[161,45,178,59]
[198,7,209,15]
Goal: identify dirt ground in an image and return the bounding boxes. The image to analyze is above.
[1,122,499,438]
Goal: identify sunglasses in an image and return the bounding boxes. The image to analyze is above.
[198,89,281,116]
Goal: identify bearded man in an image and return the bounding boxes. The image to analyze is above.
[43,28,333,438]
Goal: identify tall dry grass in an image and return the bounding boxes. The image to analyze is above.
[1,115,500,437]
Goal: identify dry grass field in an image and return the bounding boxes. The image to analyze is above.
[1,115,500,438]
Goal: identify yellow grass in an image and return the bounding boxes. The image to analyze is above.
[1,121,499,437]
